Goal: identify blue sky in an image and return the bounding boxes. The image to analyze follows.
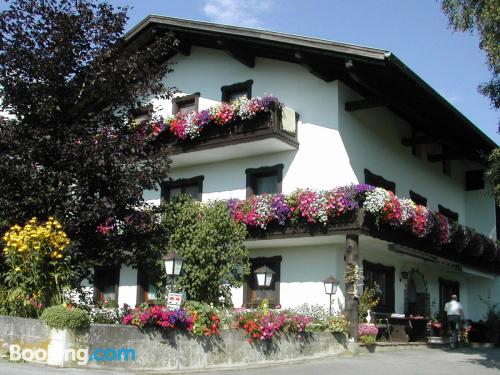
[2,0,498,143]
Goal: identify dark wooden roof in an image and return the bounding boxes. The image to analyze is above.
[125,15,497,163]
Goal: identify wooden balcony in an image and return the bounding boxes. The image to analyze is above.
[165,108,299,168]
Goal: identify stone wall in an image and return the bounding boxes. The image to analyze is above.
[0,315,351,371]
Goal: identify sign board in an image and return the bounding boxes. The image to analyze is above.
[167,293,183,310]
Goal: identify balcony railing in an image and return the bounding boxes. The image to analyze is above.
[163,107,299,168]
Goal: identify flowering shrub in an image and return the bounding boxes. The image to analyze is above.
[235,307,312,343]
[358,323,379,345]
[183,301,221,337]
[122,305,194,331]
[1,217,73,317]
[328,314,350,334]
[137,96,284,142]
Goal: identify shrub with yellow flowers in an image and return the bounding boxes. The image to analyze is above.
[2,217,73,317]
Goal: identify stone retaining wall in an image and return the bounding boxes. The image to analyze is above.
[0,315,352,371]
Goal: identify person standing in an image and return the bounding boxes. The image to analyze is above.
[444,294,464,349]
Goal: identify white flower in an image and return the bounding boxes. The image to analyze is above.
[364,188,390,214]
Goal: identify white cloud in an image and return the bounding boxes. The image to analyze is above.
[202,0,272,28]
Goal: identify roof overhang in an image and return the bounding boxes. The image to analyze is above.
[124,15,497,162]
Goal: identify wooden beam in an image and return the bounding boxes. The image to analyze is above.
[345,97,390,112]
[294,52,338,82]
[345,234,360,342]
[401,135,437,146]
[217,40,255,68]
[427,153,465,162]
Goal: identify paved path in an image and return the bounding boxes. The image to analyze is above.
[0,347,499,374]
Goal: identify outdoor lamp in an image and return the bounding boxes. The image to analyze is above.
[323,276,339,295]
[323,276,339,315]
[163,252,184,277]
[254,265,275,288]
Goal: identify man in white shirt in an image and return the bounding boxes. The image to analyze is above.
[444,295,464,349]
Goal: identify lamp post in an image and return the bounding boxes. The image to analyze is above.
[254,265,275,302]
[323,276,339,315]
[162,252,184,292]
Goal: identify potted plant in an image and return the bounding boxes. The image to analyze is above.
[359,323,379,351]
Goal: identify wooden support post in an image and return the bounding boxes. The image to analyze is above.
[345,234,359,341]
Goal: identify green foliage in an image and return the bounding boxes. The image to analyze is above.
[183,300,221,336]
[40,304,90,331]
[359,334,376,346]
[161,195,249,306]
[485,148,500,203]
[0,0,174,279]
[441,0,499,108]
[359,287,381,323]
[328,314,350,334]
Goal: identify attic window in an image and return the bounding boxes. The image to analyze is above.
[438,204,459,222]
[172,92,200,115]
[409,190,427,207]
[364,169,396,193]
[221,80,253,102]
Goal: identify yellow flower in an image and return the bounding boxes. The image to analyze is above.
[14,266,21,272]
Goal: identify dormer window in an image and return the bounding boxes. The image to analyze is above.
[364,169,396,193]
[438,204,459,222]
[172,92,200,115]
[221,80,253,102]
[246,164,283,197]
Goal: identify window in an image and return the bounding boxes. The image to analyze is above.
[409,190,427,207]
[137,267,160,304]
[221,80,253,102]
[363,260,395,314]
[94,266,120,304]
[438,204,459,222]
[245,164,283,197]
[364,169,396,193]
[439,278,459,312]
[466,170,485,191]
[172,93,200,115]
[244,256,281,307]
[161,176,204,203]
[131,105,152,126]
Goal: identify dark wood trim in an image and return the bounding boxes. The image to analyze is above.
[221,80,253,102]
[409,190,427,207]
[243,256,282,307]
[401,135,436,147]
[93,265,120,304]
[364,169,396,193]
[172,92,200,115]
[438,204,459,222]
[345,97,389,112]
[245,164,284,198]
[161,175,204,203]
[216,39,255,68]
[294,52,338,82]
[428,153,464,162]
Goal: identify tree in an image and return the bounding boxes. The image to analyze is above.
[161,196,250,306]
[0,0,175,280]
[441,0,499,109]
[441,1,500,201]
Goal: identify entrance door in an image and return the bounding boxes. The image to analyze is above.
[439,278,460,312]
[363,260,395,313]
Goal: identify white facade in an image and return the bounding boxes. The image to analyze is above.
[109,32,498,322]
